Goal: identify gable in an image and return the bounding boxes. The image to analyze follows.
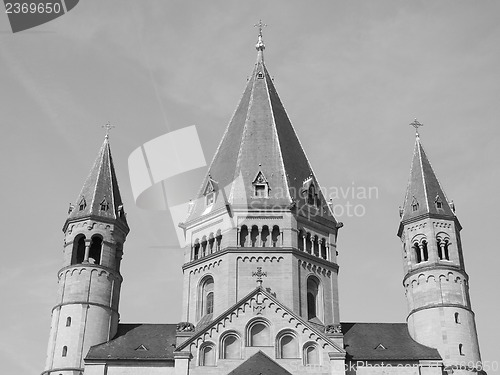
[175,288,344,373]
[228,350,292,375]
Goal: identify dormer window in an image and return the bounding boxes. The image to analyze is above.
[411,196,419,212]
[435,195,443,209]
[307,185,316,205]
[203,175,218,207]
[303,176,319,207]
[78,197,86,211]
[252,171,269,198]
[254,184,267,198]
[100,198,109,211]
[206,192,215,206]
[257,71,264,79]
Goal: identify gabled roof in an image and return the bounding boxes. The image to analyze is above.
[86,324,177,361]
[341,322,441,361]
[64,135,128,231]
[185,35,336,225]
[400,134,455,224]
[227,350,292,375]
[175,286,344,353]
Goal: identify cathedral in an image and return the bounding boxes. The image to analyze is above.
[41,30,484,375]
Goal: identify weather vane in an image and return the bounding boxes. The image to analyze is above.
[102,121,115,138]
[254,19,267,37]
[409,118,423,136]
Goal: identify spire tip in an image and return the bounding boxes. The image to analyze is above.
[254,20,267,52]
[409,118,423,137]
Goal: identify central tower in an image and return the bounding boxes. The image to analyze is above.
[179,30,342,333]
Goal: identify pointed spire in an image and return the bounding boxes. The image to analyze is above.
[400,127,455,223]
[185,30,336,224]
[65,135,128,230]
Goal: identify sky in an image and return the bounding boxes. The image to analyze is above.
[0,1,499,373]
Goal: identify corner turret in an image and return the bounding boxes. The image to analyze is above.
[397,123,482,375]
[43,135,129,375]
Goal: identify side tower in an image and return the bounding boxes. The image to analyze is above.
[397,127,482,374]
[42,135,129,375]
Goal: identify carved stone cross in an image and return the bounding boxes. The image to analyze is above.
[252,267,267,286]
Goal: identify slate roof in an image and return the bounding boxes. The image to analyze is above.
[64,135,128,231]
[86,322,441,364]
[86,324,177,361]
[341,322,441,361]
[185,35,337,225]
[400,135,455,224]
[227,351,292,375]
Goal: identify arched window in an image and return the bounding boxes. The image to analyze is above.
[303,343,319,365]
[216,230,222,251]
[459,343,464,356]
[455,312,460,324]
[421,240,428,261]
[320,239,327,260]
[298,230,304,251]
[307,277,321,321]
[240,226,248,247]
[66,317,71,327]
[313,235,319,257]
[89,236,102,265]
[247,320,270,346]
[62,346,68,357]
[193,240,200,260]
[206,292,214,315]
[413,242,422,263]
[208,233,215,253]
[199,276,214,318]
[115,242,123,271]
[72,235,86,265]
[201,236,208,257]
[444,239,450,260]
[250,225,259,247]
[277,331,298,359]
[306,233,312,254]
[271,225,280,247]
[261,225,270,247]
[221,332,241,359]
[199,343,216,366]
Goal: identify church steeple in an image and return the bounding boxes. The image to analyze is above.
[399,130,455,226]
[185,27,335,225]
[397,122,482,373]
[43,135,129,375]
[65,135,128,231]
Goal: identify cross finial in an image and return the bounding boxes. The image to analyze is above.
[254,20,267,52]
[409,118,423,137]
[254,19,267,37]
[102,121,115,138]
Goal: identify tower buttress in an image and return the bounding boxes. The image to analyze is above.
[398,130,482,374]
[42,135,129,375]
